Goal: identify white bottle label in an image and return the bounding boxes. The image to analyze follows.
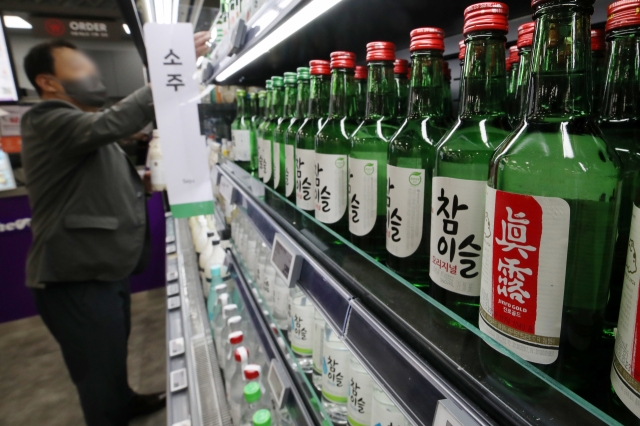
[386,165,425,258]
[322,343,349,403]
[312,316,324,375]
[348,364,373,426]
[349,157,377,236]
[273,283,289,319]
[612,204,640,418]
[285,144,295,197]
[274,142,280,187]
[257,138,264,179]
[290,296,314,355]
[429,177,486,296]
[371,398,408,426]
[231,129,251,161]
[259,138,272,182]
[150,158,165,187]
[479,186,570,365]
[315,153,348,224]
[296,148,315,211]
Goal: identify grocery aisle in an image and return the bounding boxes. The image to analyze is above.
[0,288,166,426]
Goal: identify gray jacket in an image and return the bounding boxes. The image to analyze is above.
[20,86,155,288]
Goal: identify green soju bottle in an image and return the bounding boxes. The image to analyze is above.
[591,28,607,117]
[261,76,284,186]
[296,60,331,212]
[258,80,272,182]
[442,61,453,121]
[600,1,640,336]
[430,2,512,326]
[284,67,310,203]
[386,28,448,287]
[231,89,257,173]
[349,42,399,260]
[314,52,358,237]
[355,66,368,122]
[480,0,621,395]
[509,22,535,127]
[274,72,297,195]
[394,59,409,118]
[506,45,519,121]
[253,91,266,135]
[457,39,466,96]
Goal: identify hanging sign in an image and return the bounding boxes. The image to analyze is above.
[145,23,214,218]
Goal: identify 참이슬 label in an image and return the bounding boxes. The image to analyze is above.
[349,158,377,236]
[315,153,348,224]
[322,343,350,403]
[285,144,295,197]
[430,177,486,296]
[348,363,373,426]
[611,204,640,418]
[296,148,315,211]
[231,129,251,161]
[259,138,272,183]
[290,297,314,355]
[479,186,570,365]
[386,165,425,258]
[273,142,281,188]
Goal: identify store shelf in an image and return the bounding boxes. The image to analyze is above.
[216,162,622,426]
[165,213,232,426]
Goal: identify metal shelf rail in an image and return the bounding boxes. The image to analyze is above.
[165,213,232,426]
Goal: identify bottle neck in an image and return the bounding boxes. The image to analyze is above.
[328,68,357,119]
[237,96,246,118]
[408,50,445,118]
[283,83,297,118]
[264,91,272,118]
[459,31,508,118]
[601,26,640,121]
[528,3,593,119]
[295,80,310,119]
[258,97,265,117]
[366,61,397,119]
[307,75,330,119]
[270,87,284,118]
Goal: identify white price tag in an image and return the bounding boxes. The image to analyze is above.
[167,283,180,296]
[432,399,479,426]
[170,368,188,392]
[270,234,303,288]
[165,235,176,244]
[166,243,177,254]
[219,175,234,203]
[167,270,178,282]
[168,295,181,310]
[267,359,289,409]
[169,337,185,357]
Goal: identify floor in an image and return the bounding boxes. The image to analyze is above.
[0,288,167,426]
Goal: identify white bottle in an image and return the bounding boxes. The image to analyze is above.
[214,304,238,361]
[312,308,326,391]
[322,323,349,424]
[261,261,276,309]
[239,382,271,426]
[210,292,230,330]
[220,315,243,375]
[223,330,246,382]
[369,384,410,426]
[227,347,250,410]
[229,364,263,426]
[289,285,314,373]
[203,238,226,288]
[347,354,373,426]
[272,275,290,331]
[199,236,220,283]
[149,130,166,191]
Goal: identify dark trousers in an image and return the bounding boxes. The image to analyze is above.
[33,279,134,426]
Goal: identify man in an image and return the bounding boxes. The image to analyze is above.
[21,40,162,426]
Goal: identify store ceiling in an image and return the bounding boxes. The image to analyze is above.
[0,0,121,18]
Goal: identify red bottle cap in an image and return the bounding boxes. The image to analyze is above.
[243,365,261,380]
[607,0,640,31]
[229,331,244,345]
[309,59,331,75]
[409,27,446,52]
[234,347,249,362]
[591,29,606,51]
[330,51,356,69]
[355,65,367,79]
[517,22,535,48]
[393,59,408,75]
[463,2,509,35]
[366,41,396,62]
[458,40,466,60]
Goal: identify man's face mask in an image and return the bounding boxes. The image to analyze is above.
[59,74,108,108]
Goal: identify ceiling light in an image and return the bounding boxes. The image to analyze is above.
[123,23,131,34]
[3,16,32,30]
[216,0,345,82]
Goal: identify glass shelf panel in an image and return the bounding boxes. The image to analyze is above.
[220,161,623,426]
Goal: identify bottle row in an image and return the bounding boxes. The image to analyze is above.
[225,0,640,422]
[188,213,412,425]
